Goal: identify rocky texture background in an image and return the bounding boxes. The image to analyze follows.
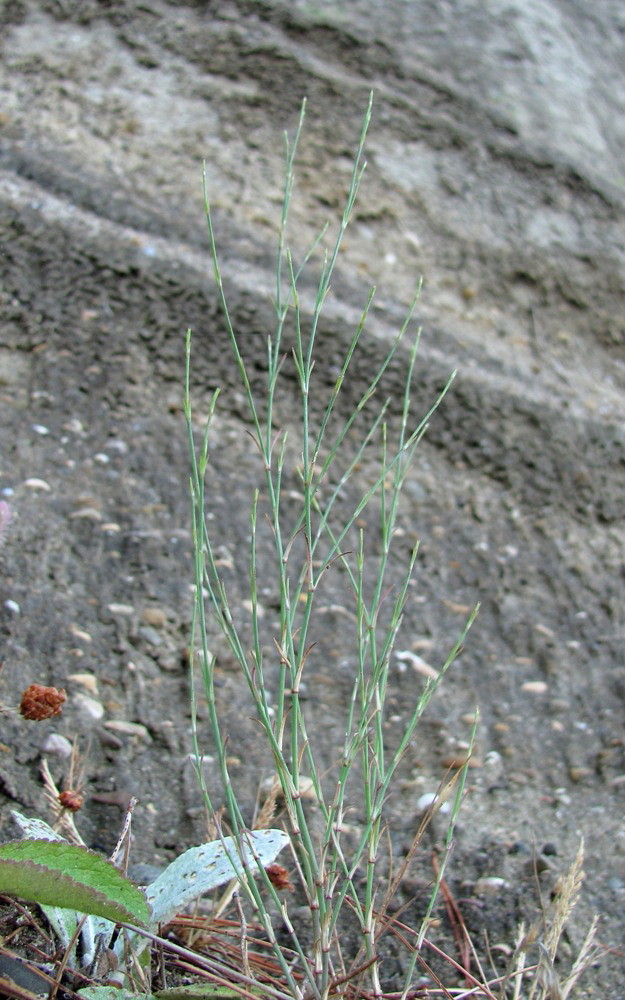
[1,0,624,992]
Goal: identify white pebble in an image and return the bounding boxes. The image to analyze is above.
[416,792,451,815]
[521,681,548,694]
[32,424,50,435]
[94,453,110,464]
[395,650,438,679]
[73,693,105,722]
[107,603,135,615]
[23,478,51,491]
[67,673,98,694]
[475,876,508,896]
[41,733,73,757]
[105,439,128,454]
[4,599,20,614]
[416,792,437,812]
[534,623,555,639]
[69,626,93,643]
[63,418,85,434]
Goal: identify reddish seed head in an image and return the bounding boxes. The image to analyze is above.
[59,789,84,812]
[265,864,294,891]
[19,684,67,721]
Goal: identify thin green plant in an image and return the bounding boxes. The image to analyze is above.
[185,94,479,1000]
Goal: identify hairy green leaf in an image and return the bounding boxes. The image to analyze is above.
[146,829,289,926]
[0,840,150,926]
[79,990,156,1000]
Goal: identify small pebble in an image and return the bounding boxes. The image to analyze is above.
[442,599,472,614]
[69,508,103,521]
[63,418,85,434]
[474,876,508,896]
[521,681,548,694]
[553,787,571,805]
[509,771,529,785]
[483,750,504,782]
[296,776,318,800]
[96,727,123,750]
[107,603,134,615]
[32,424,50,435]
[105,439,128,454]
[141,607,167,627]
[534,623,556,638]
[158,652,184,673]
[4,599,20,614]
[139,625,163,646]
[94,453,110,464]
[104,720,151,742]
[442,754,478,768]
[416,792,451,815]
[69,625,92,643]
[23,478,51,491]
[41,733,73,757]
[67,672,99,694]
[395,650,438,679]
[412,637,434,651]
[73,693,105,722]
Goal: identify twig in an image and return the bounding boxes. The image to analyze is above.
[432,852,471,984]
[233,891,252,981]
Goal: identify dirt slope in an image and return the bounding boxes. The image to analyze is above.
[1,1,624,992]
